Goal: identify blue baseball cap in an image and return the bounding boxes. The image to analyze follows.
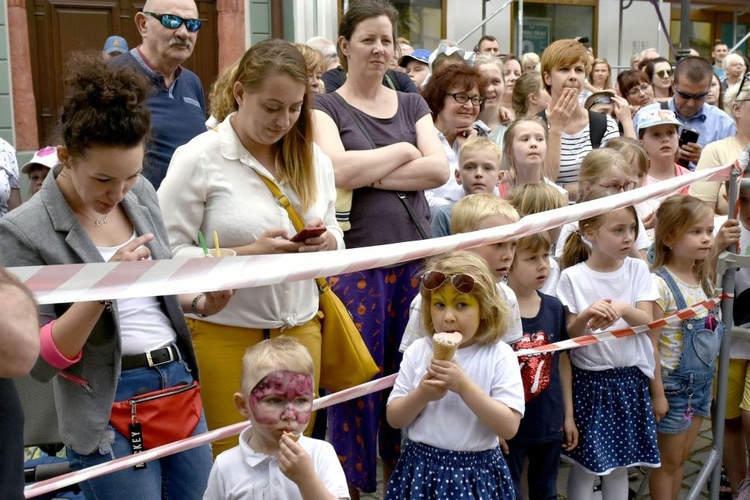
[399,49,431,67]
[103,36,129,55]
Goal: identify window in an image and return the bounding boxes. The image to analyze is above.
[391,0,444,50]
[514,2,595,55]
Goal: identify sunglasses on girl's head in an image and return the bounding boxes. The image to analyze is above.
[421,271,475,294]
[144,12,202,32]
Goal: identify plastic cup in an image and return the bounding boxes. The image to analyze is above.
[199,248,237,258]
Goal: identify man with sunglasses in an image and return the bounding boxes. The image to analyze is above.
[110,0,207,190]
[633,56,735,170]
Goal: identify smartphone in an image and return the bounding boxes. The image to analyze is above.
[677,128,700,168]
[678,128,700,148]
[290,227,326,242]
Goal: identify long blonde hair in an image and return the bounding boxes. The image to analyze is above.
[420,250,509,345]
[577,149,632,203]
[215,39,317,211]
[651,195,714,295]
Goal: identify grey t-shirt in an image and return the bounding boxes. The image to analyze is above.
[314,91,433,248]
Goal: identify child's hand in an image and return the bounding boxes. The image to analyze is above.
[499,437,509,455]
[278,434,315,485]
[716,218,741,253]
[425,359,471,395]
[585,299,620,331]
[416,372,448,402]
[650,392,669,423]
[642,210,657,230]
[562,416,579,451]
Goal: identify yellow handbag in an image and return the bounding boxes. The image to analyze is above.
[256,173,379,392]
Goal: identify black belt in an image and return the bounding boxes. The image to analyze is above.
[121,345,180,371]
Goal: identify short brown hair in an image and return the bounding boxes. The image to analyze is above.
[422,63,488,118]
[541,39,589,92]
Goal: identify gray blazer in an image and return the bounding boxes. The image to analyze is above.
[0,170,200,455]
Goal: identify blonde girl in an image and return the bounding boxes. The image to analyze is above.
[501,117,567,202]
[557,189,660,500]
[511,72,551,118]
[648,195,724,499]
[554,148,650,260]
[386,250,524,499]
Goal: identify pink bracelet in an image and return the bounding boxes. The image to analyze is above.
[40,321,82,369]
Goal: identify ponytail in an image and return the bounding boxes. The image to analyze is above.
[560,230,590,270]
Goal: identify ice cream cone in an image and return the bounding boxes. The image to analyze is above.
[432,332,463,361]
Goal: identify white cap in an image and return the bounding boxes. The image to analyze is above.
[22,146,58,174]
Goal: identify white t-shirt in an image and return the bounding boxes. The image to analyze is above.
[203,427,350,500]
[556,258,659,377]
[388,337,525,451]
[399,281,523,352]
[555,217,650,259]
[540,257,560,297]
[97,233,176,356]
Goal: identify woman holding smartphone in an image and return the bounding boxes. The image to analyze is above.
[158,39,344,457]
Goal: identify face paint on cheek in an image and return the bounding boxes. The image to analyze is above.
[249,370,314,425]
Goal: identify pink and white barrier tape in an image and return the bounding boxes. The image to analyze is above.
[8,162,737,305]
[24,292,729,498]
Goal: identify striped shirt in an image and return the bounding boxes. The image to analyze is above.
[557,115,620,186]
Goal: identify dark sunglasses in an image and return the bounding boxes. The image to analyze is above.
[421,271,476,294]
[674,86,709,101]
[655,69,674,79]
[144,12,202,32]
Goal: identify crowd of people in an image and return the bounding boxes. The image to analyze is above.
[1,0,750,498]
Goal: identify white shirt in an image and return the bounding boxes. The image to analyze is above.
[389,337,525,451]
[556,258,659,377]
[97,233,176,355]
[158,114,344,330]
[540,257,561,297]
[203,427,350,500]
[399,281,523,352]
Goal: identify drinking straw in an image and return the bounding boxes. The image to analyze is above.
[197,231,208,256]
[213,231,220,254]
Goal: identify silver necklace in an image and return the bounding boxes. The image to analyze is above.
[76,210,108,226]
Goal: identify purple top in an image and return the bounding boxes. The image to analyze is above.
[314,91,432,248]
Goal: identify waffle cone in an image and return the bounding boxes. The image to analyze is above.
[432,332,462,361]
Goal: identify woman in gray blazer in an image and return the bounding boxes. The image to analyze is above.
[0,54,232,499]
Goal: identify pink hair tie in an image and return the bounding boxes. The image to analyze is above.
[40,321,82,369]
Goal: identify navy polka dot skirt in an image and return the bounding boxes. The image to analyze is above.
[385,440,516,499]
[563,366,660,474]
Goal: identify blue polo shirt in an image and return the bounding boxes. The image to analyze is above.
[110,48,207,190]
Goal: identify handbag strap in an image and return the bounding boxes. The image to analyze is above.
[331,92,428,240]
[255,172,329,292]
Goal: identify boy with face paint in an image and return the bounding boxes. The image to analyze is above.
[204,337,350,500]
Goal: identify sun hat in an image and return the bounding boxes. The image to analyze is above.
[21,146,59,174]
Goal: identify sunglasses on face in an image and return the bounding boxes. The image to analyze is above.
[144,12,202,32]
[655,69,674,78]
[421,271,476,294]
[673,86,709,101]
[447,92,484,107]
[627,83,650,97]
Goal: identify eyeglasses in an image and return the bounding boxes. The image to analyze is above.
[627,83,650,97]
[421,271,476,294]
[144,12,202,32]
[447,92,484,107]
[655,69,674,78]
[597,181,637,193]
[673,86,709,101]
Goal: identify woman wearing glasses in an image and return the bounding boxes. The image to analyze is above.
[645,57,674,103]
[421,63,489,211]
[618,70,656,115]
[312,1,448,496]
[689,80,750,216]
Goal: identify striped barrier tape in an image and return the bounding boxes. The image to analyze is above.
[24,292,730,497]
[7,162,738,305]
